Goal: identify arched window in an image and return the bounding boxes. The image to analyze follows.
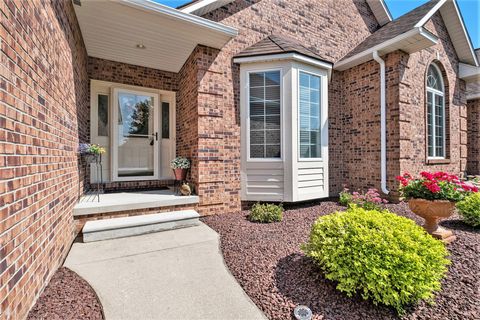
[426,63,445,158]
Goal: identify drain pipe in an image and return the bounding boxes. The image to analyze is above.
[373,51,389,195]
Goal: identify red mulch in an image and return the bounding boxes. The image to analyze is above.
[27,267,104,320]
[202,201,480,320]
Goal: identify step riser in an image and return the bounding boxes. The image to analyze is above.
[83,217,200,242]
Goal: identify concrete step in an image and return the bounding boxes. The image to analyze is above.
[82,210,200,242]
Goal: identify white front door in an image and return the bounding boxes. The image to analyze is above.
[111,88,159,181]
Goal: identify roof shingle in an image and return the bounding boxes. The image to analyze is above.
[234,34,332,64]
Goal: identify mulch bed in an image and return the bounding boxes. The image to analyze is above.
[202,201,480,320]
[27,267,104,320]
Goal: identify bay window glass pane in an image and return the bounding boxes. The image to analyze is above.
[299,71,321,158]
[249,71,281,158]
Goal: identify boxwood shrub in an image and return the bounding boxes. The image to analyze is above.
[456,192,480,227]
[302,206,450,313]
[248,203,283,223]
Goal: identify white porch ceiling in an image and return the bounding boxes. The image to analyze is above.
[73,0,237,73]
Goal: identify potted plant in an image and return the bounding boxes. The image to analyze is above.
[79,143,106,163]
[170,157,190,181]
[396,171,478,243]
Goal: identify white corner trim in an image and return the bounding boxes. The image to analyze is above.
[467,93,480,101]
[373,51,389,195]
[334,27,438,71]
[459,63,480,81]
[118,0,238,36]
[414,0,447,28]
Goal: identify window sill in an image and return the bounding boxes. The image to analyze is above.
[426,158,451,165]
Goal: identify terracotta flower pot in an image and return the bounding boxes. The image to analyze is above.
[408,198,456,243]
[173,168,188,181]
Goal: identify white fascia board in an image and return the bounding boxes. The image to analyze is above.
[414,0,447,27]
[334,27,438,71]
[118,0,238,37]
[233,53,333,69]
[366,0,392,26]
[459,63,480,81]
[180,0,234,15]
[380,0,393,21]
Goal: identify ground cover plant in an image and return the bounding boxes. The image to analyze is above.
[338,187,387,210]
[456,192,480,227]
[202,201,480,320]
[248,203,283,223]
[302,206,450,314]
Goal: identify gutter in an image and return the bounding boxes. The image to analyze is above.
[373,51,389,195]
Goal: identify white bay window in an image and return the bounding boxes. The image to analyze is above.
[236,54,331,202]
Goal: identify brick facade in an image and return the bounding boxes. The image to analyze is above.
[467,99,480,175]
[1,0,476,317]
[0,1,89,319]
[397,13,468,182]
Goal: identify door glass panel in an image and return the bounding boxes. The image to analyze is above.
[117,92,155,177]
[161,102,170,139]
[98,94,109,136]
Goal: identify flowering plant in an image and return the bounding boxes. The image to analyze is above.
[339,187,388,210]
[396,171,478,202]
[170,157,190,169]
[79,143,106,155]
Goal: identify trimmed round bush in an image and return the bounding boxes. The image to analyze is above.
[302,206,450,313]
[248,203,283,223]
[456,192,480,227]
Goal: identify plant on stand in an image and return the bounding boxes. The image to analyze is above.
[79,143,106,163]
[396,171,478,243]
[171,157,190,181]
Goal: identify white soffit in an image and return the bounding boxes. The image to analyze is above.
[334,28,438,71]
[179,0,234,16]
[438,1,478,66]
[366,0,392,26]
[73,0,237,73]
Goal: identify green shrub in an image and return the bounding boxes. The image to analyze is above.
[248,203,283,223]
[456,192,480,227]
[302,206,450,314]
[338,188,352,206]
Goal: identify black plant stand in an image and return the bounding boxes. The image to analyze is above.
[84,153,103,202]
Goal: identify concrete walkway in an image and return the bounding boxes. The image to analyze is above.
[64,223,265,320]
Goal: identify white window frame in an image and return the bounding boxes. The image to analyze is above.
[426,63,446,159]
[297,69,324,161]
[246,68,283,162]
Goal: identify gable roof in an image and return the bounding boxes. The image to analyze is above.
[234,34,331,63]
[336,0,478,70]
[343,0,440,61]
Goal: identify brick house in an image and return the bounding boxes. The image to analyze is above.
[1,0,479,318]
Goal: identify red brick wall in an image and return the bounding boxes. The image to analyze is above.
[191,0,380,212]
[398,13,468,180]
[88,56,178,92]
[467,98,480,175]
[1,0,88,319]
[329,52,402,195]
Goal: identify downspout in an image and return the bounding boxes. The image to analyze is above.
[373,51,389,195]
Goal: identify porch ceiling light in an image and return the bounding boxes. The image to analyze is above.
[136,44,146,49]
[294,305,312,320]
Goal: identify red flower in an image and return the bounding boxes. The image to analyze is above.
[423,181,441,193]
[420,171,434,181]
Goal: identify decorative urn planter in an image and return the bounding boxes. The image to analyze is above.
[408,198,456,243]
[173,168,188,181]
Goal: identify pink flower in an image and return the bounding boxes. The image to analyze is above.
[420,171,434,181]
[423,181,441,193]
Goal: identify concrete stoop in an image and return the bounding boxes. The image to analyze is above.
[82,209,200,242]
